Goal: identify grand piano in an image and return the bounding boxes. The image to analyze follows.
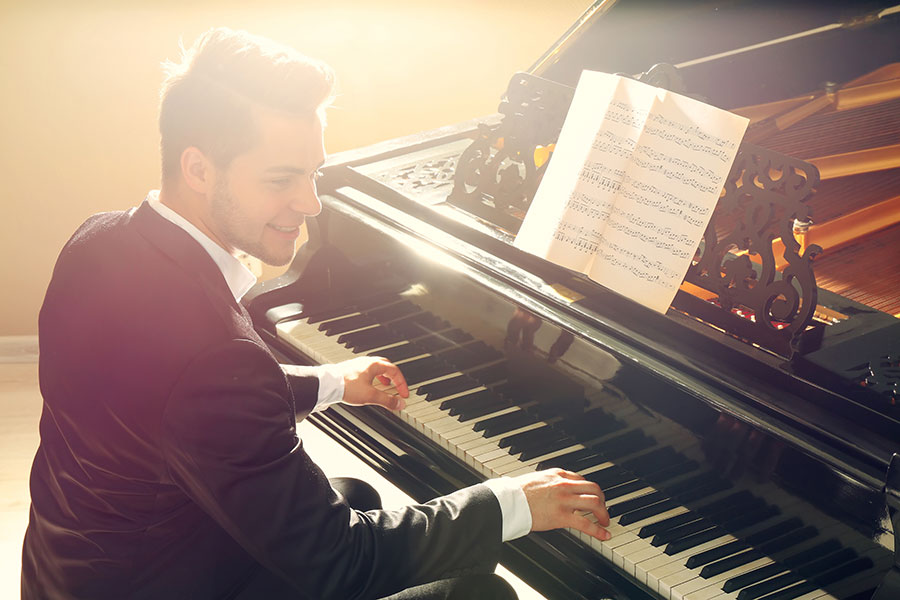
[246,1,900,598]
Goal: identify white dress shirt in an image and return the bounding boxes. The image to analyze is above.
[146,191,531,541]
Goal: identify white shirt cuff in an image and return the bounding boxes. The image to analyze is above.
[313,363,345,411]
[482,477,532,542]
[281,363,345,412]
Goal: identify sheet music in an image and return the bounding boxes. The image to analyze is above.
[515,71,748,314]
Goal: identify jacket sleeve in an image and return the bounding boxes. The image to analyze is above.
[160,338,503,600]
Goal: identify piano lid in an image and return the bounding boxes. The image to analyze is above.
[532,0,900,109]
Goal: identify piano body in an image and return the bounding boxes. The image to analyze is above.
[246,1,900,599]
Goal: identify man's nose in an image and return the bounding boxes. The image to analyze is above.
[291,179,322,217]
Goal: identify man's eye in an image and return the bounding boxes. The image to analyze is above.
[269,178,292,190]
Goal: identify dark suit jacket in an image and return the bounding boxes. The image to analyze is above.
[22,201,502,599]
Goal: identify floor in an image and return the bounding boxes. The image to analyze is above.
[0,337,542,599]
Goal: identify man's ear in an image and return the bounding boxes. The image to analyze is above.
[180,147,215,194]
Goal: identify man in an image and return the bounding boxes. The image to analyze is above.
[22,28,610,599]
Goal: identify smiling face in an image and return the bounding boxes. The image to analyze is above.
[203,107,326,266]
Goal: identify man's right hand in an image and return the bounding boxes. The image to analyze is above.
[513,468,611,541]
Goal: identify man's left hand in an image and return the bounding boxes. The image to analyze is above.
[334,356,409,411]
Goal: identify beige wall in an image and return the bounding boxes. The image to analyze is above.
[0,1,587,336]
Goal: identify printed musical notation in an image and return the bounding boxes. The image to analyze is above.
[514,70,748,314]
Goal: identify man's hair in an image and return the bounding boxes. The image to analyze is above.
[159,27,335,182]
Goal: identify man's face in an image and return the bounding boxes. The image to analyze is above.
[206,108,325,266]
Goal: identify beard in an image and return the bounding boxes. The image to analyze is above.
[210,178,296,267]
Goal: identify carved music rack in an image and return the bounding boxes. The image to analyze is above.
[449,68,823,359]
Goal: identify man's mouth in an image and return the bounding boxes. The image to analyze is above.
[268,224,299,233]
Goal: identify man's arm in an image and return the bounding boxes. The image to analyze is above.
[285,355,611,543]
[161,339,503,600]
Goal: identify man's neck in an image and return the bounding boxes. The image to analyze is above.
[158,184,233,256]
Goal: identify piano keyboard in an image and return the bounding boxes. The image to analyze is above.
[275,292,891,600]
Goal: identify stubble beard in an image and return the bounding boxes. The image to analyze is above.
[210,178,295,267]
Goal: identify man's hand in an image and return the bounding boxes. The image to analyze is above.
[333,356,409,411]
[514,468,611,541]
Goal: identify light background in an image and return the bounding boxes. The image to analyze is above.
[0,0,590,335]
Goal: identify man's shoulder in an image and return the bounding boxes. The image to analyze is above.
[44,206,231,339]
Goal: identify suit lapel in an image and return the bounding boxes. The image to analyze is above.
[131,201,247,329]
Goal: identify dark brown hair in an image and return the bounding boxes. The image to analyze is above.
[159,28,334,181]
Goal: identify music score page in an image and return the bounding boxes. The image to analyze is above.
[514,71,748,314]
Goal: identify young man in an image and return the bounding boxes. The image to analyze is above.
[22,28,610,599]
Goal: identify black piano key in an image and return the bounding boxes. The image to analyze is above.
[519,436,578,461]
[710,526,813,577]
[400,357,453,386]
[665,524,727,555]
[419,375,478,401]
[653,517,718,548]
[617,498,682,526]
[448,395,509,419]
[377,342,425,363]
[539,448,604,471]
[734,548,858,600]
[584,466,635,491]
[720,539,844,592]
[737,572,803,600]
[499,424,554,448]
[758,557,873,600]
[305,293,397,323]
[440,389,494,412]
[745,518,803,546]
[341,326,403,351]
[639,512,702,539]
[608,490,668,518]
[782,538,842,569]
[686,539,750,568]
[320,313,376,335]
[643,459,700,485]
[795,547,857,578]
[474,410,537,436]
[456,398,513,422]
[700,549,765,578]
[603,479,650,501]
[724,563,789,594]
[304,305,356,324]
[757,525,818,555]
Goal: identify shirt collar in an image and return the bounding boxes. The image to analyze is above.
[145,191,258,302]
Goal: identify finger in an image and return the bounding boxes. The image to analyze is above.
[555,469,586,481]
[372,389,406,411]
[556,478,605,503]
[568,513,611,541]
[561,491,609,523]
[372,362,409,398]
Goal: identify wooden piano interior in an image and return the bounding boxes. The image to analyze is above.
[737,63,900,318]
